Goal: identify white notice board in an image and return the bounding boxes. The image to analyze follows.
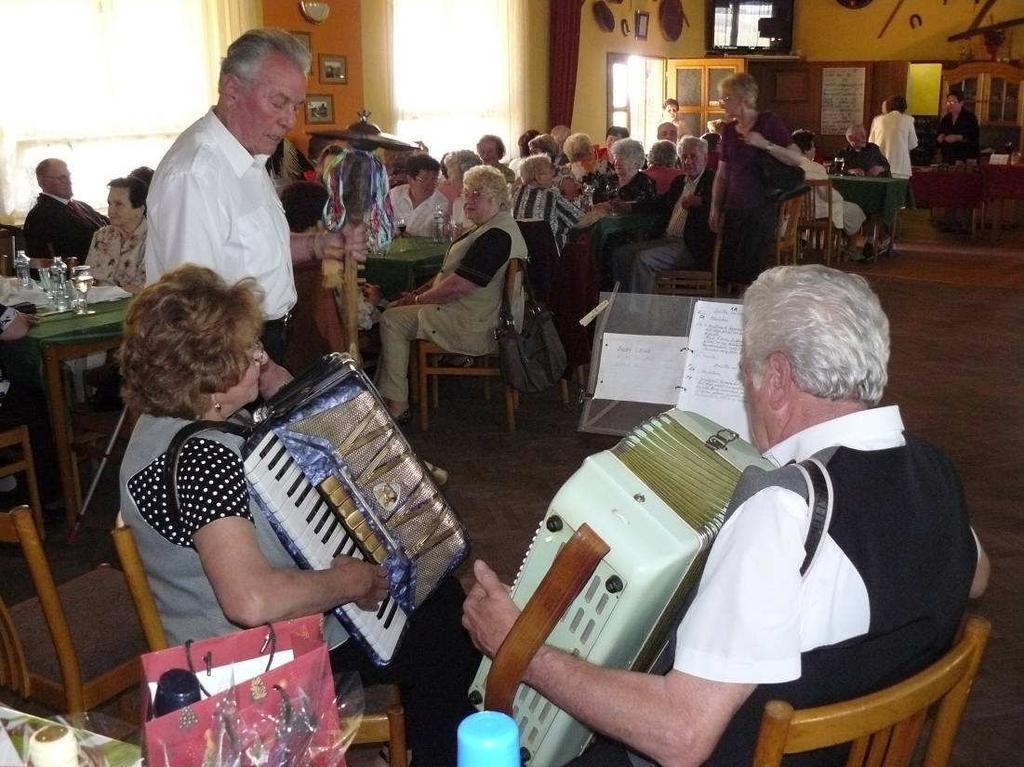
[821,67,865,135]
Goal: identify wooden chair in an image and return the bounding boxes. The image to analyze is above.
[752,615,991,767]
[0,425,44,536]
[654,226,723,298]
[798,179,839,266]
[415,258,523,432]
[774,195,804,266]
[112,517,409,767]
[0,506,145,713]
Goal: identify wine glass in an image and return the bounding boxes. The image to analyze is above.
[71,267,95,315]
[395,217,407,238]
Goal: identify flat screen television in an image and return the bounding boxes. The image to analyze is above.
[706,0,795,55]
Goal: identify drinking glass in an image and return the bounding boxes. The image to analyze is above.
[71,269,95,315]
[38,267,54,298]
[396,217,407,238]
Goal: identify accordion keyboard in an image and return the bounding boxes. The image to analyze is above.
[246,431,408,662]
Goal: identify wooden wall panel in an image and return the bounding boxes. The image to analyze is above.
[748,60,914,158]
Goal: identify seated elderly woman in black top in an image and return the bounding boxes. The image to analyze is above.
[606,139,657,208]
[376,166,528,422]
[118,265,477,765]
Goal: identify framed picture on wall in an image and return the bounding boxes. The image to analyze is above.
[635,11,650,40]
[291,31,311,53]
[319,54,347,84]
[305,94,334,124]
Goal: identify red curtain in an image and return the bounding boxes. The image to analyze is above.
[548,0,585,128]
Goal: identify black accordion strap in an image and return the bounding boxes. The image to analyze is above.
[163,419,251,520]
[795,456,834,577]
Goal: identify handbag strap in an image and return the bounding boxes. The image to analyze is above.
[498,257,535,331]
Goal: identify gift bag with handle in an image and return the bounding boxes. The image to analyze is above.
[140,614,345,767]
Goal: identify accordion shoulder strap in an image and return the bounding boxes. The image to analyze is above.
[485,523,610,715]
[163,419,251,520]
[648,449,836,677]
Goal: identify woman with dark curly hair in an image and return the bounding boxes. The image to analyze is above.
[119,265,477,766]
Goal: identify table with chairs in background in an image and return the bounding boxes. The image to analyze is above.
[910,163,1024,238]
[0,292,130,529]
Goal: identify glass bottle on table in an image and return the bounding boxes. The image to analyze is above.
[50,255,70,311]
[14,249,31,287]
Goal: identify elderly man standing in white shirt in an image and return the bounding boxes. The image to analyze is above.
[146,28,366,366]
[868,95,918,180]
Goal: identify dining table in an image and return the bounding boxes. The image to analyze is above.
[0,294,130,528]
[364,235,447,299]
[830,175,910,230]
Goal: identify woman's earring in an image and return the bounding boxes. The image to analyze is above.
[213,398,222,413]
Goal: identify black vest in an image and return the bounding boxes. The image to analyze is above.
[705,437,976,766]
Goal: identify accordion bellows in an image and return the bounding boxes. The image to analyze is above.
[245,354,468,665]
[469,409,773,766]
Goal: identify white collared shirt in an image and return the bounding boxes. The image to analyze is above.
[387,185,451,238]
[673,406,907,683]
[146,109,295,320]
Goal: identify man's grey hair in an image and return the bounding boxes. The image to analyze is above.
[742,265,889,406]
[677,135,708,158]
[610,138,645,169]
[528,133,560,161]
[647,140,677,168]
[220,28,311,85]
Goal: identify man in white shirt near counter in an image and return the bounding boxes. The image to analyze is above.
[146,28,366,364]
[463,264,989,767]
[869,95,918,180]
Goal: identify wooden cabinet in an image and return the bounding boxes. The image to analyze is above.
[943,62,1024,152]
[666,58,745,137]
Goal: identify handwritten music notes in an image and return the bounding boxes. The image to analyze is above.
[594,333,689,405]
[676,301,750,442]
[821,67,866,136]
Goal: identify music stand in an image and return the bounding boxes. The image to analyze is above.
[578,292,740,436]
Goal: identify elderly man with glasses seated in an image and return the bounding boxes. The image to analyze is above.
[376,166,528,422]
[387,153,451,237]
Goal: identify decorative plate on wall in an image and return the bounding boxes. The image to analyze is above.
[660,0,685,41]
[593,1,615,33]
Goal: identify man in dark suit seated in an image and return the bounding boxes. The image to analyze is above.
[835,125,890,177]
[22,158,108,260]
[611,135,716,294]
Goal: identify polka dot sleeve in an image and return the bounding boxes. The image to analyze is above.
[127,438,253,547]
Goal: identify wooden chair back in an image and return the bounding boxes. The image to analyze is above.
[654,224,722,298]
[0,425,43,536]
[0,506,86,710]
[111,515,169,651]
[0,594,30,698]
[798,179,837,265]
[752,615,991,767]
[415,258,523,432]
[774,196,803,266]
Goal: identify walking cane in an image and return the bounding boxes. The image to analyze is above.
[67,405,127,543]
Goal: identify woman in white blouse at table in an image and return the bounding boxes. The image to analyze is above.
[86,175,148,293]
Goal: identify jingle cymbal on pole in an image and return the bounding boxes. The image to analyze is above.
[309,109,418,152]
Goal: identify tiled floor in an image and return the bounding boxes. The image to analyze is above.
[2,209,1021,764]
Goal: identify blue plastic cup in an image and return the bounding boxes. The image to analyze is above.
[457,710,520,767]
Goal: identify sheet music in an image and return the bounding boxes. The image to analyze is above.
[593,333,689,405]
[676,301,750,441]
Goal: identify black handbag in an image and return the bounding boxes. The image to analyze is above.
[495,271,567,394]
[755,149,808,203]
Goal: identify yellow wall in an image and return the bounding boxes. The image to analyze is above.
[795,0,1021,63]
[358,2,1022,147]
[262,0,365,153]
[571,1,707,139]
